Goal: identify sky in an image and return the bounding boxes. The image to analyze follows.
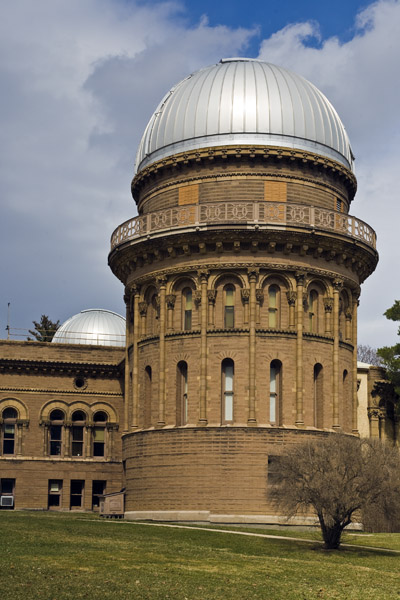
[1,0,399,348]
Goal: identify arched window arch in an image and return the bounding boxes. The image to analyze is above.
[222,359,234,423]
[71,410,87,457]
[224,285,235,329]
[176,361,188,426]
[182,288,193,331]
[2,407,17,455]
[49,409,65,456]
[144,366,152,428]
[269,360,282,425]
[308,290,319,333]
[314,364,324,428]
[93,411,108,457]
[268,285,280,328]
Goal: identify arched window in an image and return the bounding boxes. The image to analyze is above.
[224,286,235,329]
[176,361,188,426]
[2,407,17,455]
[314,364,323,428]
[49,409,64,456]
[182,288,193,331]
[71,410,86,457]
[268,285,280,328]
[270,360,282,425]
[308,290,318,333]
[222,359,234,423]
[93,411,108,457]
[144,366,152,428]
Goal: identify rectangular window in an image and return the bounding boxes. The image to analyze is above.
[270,369,276,424]
[223,362,234,422]
[50,425,62,456]
[0,479,15,509]
[3,424,15,454]
[92,480,106,509]
[70,480,84,508]
[71,427,84,457]
[93,427,105,457]
[48,480,62,508]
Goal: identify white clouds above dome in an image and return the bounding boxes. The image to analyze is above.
[135,58,354,174]
[52,309,125,347]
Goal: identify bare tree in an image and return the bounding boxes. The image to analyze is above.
[269,435,400,549]
[357,344,382,366]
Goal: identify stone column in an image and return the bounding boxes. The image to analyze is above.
[345,310,352,341]
[132,287,140,429]
[241,289,250,325]
[295,272,306,426]
[352,293,359,433]
[64,422,71,457]
[199,270,209,425]
[256,288,264,326]
[41,420,49,456]
[286,291,296,330]
[123,289,132,432]
[324,297,333,335]
[166,294,176,332]
[139,301,147,336]
[332,279,343,429]
[157,277,167,426]
[368,407,380,438]
[248,270,259,424]
[207,290,216,328]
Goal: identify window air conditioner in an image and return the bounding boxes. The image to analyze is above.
[0,496,14,507]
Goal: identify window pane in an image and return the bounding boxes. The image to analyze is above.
[225,306,234,328]
[93,443,105,457]
[72,427,83,441]
[184,310,192,330]
[185,289,192,310]
[270,367,276,393]
[71,442,83,457]
[3,439,15,454]
[93,427,105,442]
[225,392,233,421]
[4,424,15,436]
[269,287,276,308]
[270,394,276,423]
[225,366,234,391]
[50,441,61,455]
[225,288,234,306]
[268,309,276,328]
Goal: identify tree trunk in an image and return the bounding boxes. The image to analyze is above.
[318,515,344,549]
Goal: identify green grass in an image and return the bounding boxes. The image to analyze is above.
[1,512,400,600]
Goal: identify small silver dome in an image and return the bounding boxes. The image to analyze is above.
[52,309,126,347]
[135,58,354,174]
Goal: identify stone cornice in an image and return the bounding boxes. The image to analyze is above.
[0,386,122,396]
[0,358,123,378]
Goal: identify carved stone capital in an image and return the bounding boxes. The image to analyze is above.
[166,294,176,309]
[247,267,259,282]
[256,288,264,304]
[194,290,202,307]
[295,271,307,286]
[367,407,381,420]
[139,302,148,317]
[197,269,210,283]
[241,289,250,303]
[324,297,334,313]
[345,309,352,321]
[333,278,344,292]
[286,291,296,306]
[207,289,217,304]
[156,275,167,290]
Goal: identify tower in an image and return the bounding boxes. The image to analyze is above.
[109,59,378,521]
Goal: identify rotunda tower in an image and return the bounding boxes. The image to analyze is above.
[109,59,378,521]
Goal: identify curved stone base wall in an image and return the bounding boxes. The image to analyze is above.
[123,427,331,517]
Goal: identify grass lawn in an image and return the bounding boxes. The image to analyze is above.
[1,512,400,600]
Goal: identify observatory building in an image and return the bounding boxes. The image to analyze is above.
[0,59,384,516]
[108,58,378,521]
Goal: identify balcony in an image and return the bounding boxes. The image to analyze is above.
[110,201,376,252]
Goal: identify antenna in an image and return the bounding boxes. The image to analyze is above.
[6,302,10,340]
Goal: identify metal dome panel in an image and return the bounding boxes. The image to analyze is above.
[52,309,126,347]
[135,58,354,174]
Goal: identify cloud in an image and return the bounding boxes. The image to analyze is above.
[258,0,400,347]
[0,0,255,335]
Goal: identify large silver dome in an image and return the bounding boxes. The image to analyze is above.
[135,58,354,174]
[52,309,126,347]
